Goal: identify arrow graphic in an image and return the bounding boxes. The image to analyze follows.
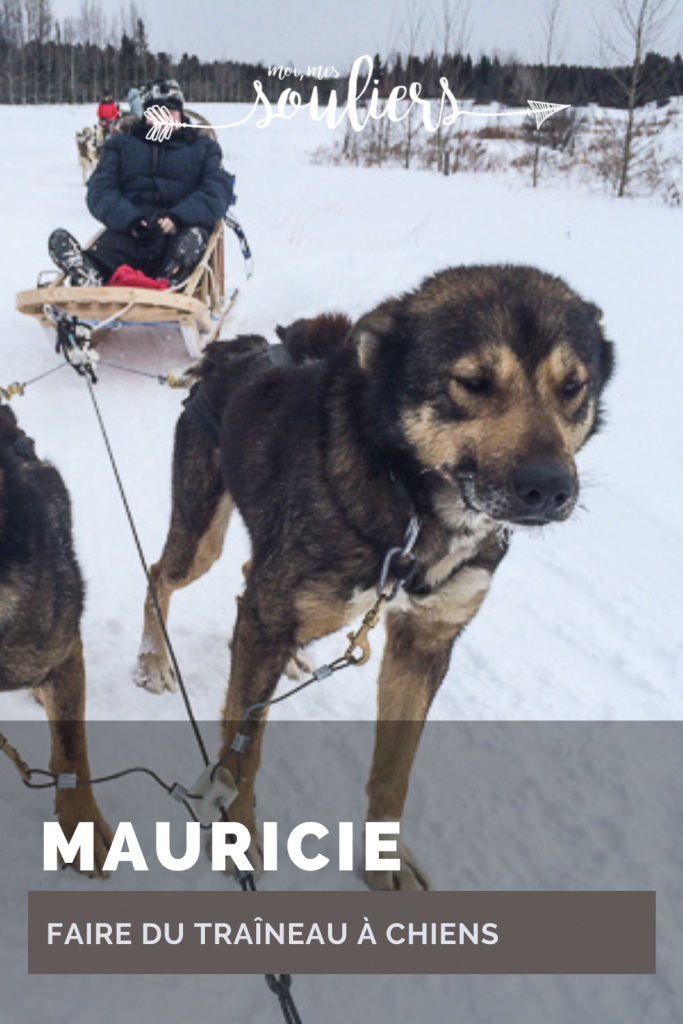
[449,100,571,129]
[527,101,572,128]
[144,99,571,142]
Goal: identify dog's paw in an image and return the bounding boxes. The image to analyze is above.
[91,812,115,878]
[135,650,176,695]
[364,839,432,892]
[284,649,314,681]
[56,792,114,879]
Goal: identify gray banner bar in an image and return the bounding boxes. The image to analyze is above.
[29,891,655,975]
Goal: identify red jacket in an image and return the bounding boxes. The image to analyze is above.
[97,101,118,123]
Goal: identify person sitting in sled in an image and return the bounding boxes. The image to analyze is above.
[48,78,234,288]
[126,86,143,119]
[97,90,118,138]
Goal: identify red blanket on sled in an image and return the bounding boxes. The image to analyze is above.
[108,265,169,290]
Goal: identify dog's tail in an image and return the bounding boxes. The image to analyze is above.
[275,313,353,365]
[181,334,269,388]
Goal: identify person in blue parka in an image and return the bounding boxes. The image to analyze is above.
[126,86,144,119]
[48,78,234,287]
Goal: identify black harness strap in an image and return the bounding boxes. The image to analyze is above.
[182,383,222,447]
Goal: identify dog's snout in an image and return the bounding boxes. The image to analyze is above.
[512,460,576,518]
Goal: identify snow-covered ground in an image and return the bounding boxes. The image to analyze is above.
[1,102,681,724]
[318,97,683,205]
[1,104,682,1022]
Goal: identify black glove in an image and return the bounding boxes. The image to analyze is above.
[157,211,183,229]
[129,216,151,239]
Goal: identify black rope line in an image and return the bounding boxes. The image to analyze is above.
[46,311,340,1024]
[81,371,209,767]
[23,362,70,387]
[212,656,349,785]
[20,752,302,1020]
[265,975,303,1024]
[96,359,167,381]
[22,765,208,828]
[247,658,349,714]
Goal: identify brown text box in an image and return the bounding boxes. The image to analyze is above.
[28,890,655,975]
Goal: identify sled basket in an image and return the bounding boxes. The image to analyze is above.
[16,220,228,359]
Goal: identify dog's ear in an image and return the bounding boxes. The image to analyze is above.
[350,299,403,372]
[584,302,615,391]
[599,335,616,390]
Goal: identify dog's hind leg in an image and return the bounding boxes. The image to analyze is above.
[136,419,233,695]
[40,638,113,877]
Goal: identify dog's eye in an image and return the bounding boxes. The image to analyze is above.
[561,378,587,400]
[453,375,492,396]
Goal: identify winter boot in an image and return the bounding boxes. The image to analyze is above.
[48,229,104,287]
[158,226,208,286]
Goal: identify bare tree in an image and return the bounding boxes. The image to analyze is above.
[531,0,564,187]
[25,0,53,102]
[1,0,24,102]
[401,0,425,169]
[62,15,78,100]
[434,0,472,174]
[600,0,678,196]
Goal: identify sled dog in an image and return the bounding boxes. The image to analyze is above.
[137,265,615,890]
[75,127,96,185]
[0,405,111,874]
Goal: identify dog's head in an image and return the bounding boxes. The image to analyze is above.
[353,266,615,528]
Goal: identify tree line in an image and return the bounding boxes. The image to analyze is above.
[0,0,680,108]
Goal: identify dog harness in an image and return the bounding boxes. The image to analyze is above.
[183,344,297,447]
[182,383,222,446]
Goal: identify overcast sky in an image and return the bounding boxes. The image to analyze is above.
[50,0,682,69]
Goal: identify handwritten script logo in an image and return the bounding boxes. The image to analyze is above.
[146,55,569,142]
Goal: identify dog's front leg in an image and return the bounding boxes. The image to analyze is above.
[364,609,461,892]
[365,565,492,891]
[218,590,293,880]
[41,639,114,878]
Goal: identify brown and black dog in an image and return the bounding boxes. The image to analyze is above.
[137,265,615,890]
[0,405,111,875]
